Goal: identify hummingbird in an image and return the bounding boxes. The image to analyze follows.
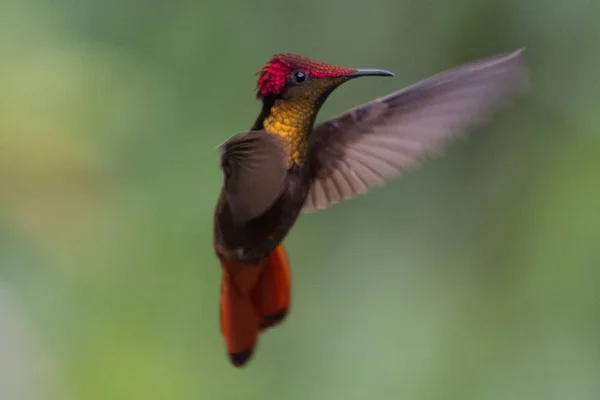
[214,49,528,367]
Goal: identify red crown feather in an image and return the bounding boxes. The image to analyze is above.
[256,54,356,98]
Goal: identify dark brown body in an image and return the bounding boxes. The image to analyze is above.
[214,164,311,263]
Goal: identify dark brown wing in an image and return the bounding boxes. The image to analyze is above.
[303,48,529,212]
[220,131,288,224]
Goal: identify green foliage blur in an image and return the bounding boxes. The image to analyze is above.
[1,0,599,399]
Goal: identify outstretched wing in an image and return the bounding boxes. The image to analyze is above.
[303,49,529,212]
[220,131,288,224]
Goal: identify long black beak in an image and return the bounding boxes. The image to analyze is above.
[347,68,395,78]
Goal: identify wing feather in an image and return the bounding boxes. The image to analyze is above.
[303,49,529,212]
[220,131,288,224]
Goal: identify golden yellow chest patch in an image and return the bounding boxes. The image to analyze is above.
[263,98,316,167]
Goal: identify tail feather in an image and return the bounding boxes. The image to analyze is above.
[252,244,291,330]
[219,244,291,367]
[220,267,260,366]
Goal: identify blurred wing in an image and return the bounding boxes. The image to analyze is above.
[220,131,288,224]
[303,48,529,212]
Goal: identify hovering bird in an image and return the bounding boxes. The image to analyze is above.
[214,49,528,367]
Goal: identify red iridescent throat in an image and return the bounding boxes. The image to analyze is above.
[257,54,356,97]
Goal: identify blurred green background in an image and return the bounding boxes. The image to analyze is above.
[1,0,600,399]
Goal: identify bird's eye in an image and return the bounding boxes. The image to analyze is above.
[290,70,308,84]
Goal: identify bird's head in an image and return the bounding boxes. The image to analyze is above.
[256,53,394,103]
[252,54,394,167]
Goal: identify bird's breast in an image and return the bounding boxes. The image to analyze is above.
[263,100,317,168]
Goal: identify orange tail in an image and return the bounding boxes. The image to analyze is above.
[219,244,291,367]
